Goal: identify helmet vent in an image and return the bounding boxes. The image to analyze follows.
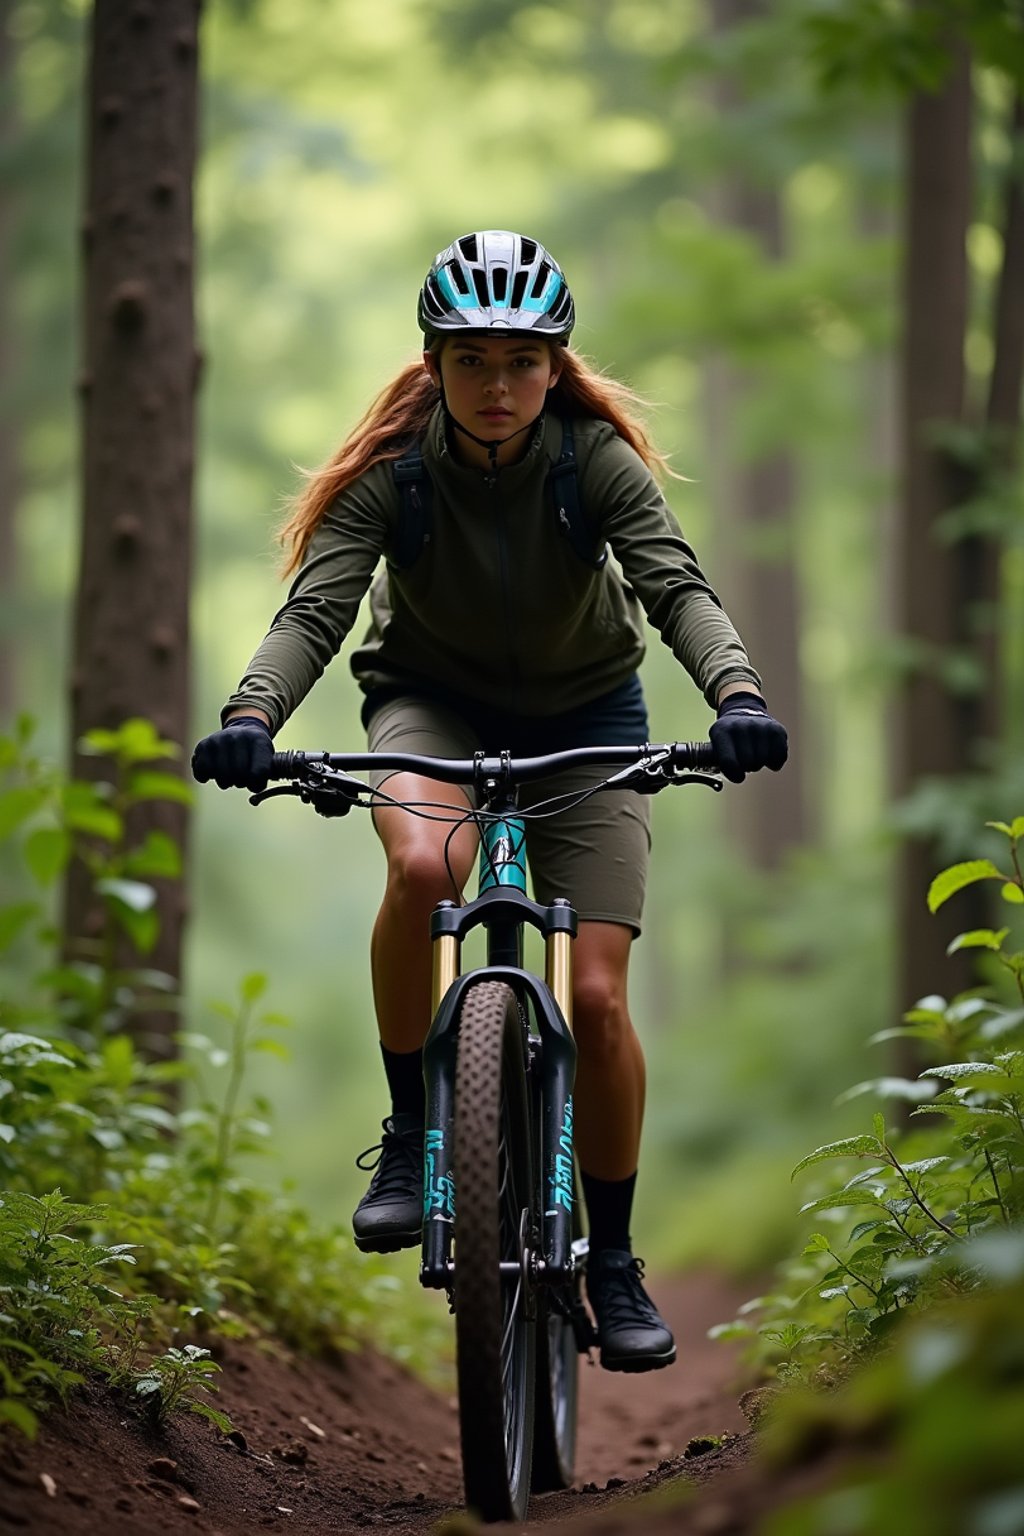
[472,268,490,307]
[531,261,551,300]
[424,276,445,317]
[510,270,528,309]
[448,261,470,296]
[520,237,537,265]
[492,266,508,301]
[551,289,572,324]
[458,234,479,263]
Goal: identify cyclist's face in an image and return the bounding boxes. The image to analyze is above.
[425,337,562,464]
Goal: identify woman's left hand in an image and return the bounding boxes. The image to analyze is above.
[709,692,788,784]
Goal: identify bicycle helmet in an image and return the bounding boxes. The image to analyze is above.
[418,230,575,345]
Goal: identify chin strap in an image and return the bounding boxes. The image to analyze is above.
[438,381,542,473]
[449,413,539,472]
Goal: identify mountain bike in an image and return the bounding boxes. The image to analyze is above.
[251,738,721,1523]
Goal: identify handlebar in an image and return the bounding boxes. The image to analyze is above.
[267,740,719,787]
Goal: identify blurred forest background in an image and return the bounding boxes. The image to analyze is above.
[3,0,1023,1273]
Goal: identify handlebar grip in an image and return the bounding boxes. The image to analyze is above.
[269,750,299,779]
[671,741,719,772]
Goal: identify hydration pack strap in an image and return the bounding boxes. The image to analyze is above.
[548,419,608,570]
[391,419,605,571]
[391,444,434,570]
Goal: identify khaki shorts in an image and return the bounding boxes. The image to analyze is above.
[365,693,652,934]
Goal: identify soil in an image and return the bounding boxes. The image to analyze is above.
[0,1271,846,1536]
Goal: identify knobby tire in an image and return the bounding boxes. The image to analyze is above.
[454,980,536,1523]
[530,1208,582,1491]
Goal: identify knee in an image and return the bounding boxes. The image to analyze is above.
[573,968,631,1059]
[385,842,452,909]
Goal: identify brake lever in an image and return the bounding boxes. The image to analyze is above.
[249,769,366,818]
[622,766,724,795]
[249,784,300,806]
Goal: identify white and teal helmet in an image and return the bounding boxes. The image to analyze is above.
[418,230,575,345]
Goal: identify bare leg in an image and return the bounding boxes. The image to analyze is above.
[571,921,645,1181]
[370,774,479,1053]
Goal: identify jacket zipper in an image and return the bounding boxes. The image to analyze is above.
[490,480,521,691]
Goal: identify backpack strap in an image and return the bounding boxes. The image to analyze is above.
[547,419,608,570]
[390,440,434,570]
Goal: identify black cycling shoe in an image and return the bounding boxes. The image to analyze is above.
[352,1113,424,1254]
[586,1248,677,1373]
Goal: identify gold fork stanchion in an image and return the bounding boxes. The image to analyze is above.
[545,928,574,1031]
[432,931,460,1018]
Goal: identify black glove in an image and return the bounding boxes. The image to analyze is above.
[709,692,788,785]
[191,716,274,792]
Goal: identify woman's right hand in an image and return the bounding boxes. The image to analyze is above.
[191,716,274,791]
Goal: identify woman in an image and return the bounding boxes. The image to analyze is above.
[192,230,788,1373]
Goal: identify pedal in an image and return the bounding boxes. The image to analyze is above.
[569,1296,598,1353]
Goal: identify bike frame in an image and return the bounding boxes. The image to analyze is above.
[419,778,578,1293]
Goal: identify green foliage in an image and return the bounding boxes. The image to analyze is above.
[0,721,447,1440]
[0,717,188,1030]
[721,818,1024,1382]
[760,1251,1024,1536]
[803,0,1024,95]
[0,1188,153,1439]
[134,1344,231,1432]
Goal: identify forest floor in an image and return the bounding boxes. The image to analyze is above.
[0,1271,845,1536]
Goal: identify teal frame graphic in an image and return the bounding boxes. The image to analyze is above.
[478,815,527,894]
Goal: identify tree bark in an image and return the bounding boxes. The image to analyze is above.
[65,0,201,1056]
[0,0,17,721]
[706,0,807,868]
[894,38,973,1012]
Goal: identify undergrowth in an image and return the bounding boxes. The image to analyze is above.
[715,816,1024,1536]
[0,718,445,1440]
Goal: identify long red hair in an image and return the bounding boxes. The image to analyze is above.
[278,344,673,576]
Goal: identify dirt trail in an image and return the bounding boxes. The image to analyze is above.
[1,1271,775,1536]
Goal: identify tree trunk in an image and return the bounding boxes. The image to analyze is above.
[0,0,17,722]
[65,0,201,1057]
[894,38,973,1012]
[706,0,807,868]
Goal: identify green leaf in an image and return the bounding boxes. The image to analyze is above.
[122,832,181,879]
[0,902,39,953]
[900,1156,950,1175]
[251,1038,289,1059]
[802,1234,832,1255]
[0,1398,38,1438]
[96,878,157,913]
[24,827,72,887]
[707,1321,753,1341]
[919,1061,1008,1082]
[60,783,122,842]
[0,786,47,840]
[80,719,177,765]
[873,1113,886,1143]
[947,928,1010,955]
[986,818,1024,839]
[799,1188,888,1215]
[127,771,193,806]
[927,860,1007,913]
[107,899,160,955]
[835,1079,938,1106]
[240,973,268,1004]
[1001,883,1024,906]
[792,1135,886,1178]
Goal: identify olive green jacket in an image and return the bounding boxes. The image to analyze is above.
[222,408,761,732]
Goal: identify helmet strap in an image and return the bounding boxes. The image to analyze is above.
[447,412,539,472]
[435,374,540,472]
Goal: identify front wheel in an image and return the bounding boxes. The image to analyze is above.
[531,1216,584,1491]
[453,980,536,1523]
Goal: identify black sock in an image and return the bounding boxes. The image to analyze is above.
[580,1169,637,1257]
[380,1044,425,1121]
